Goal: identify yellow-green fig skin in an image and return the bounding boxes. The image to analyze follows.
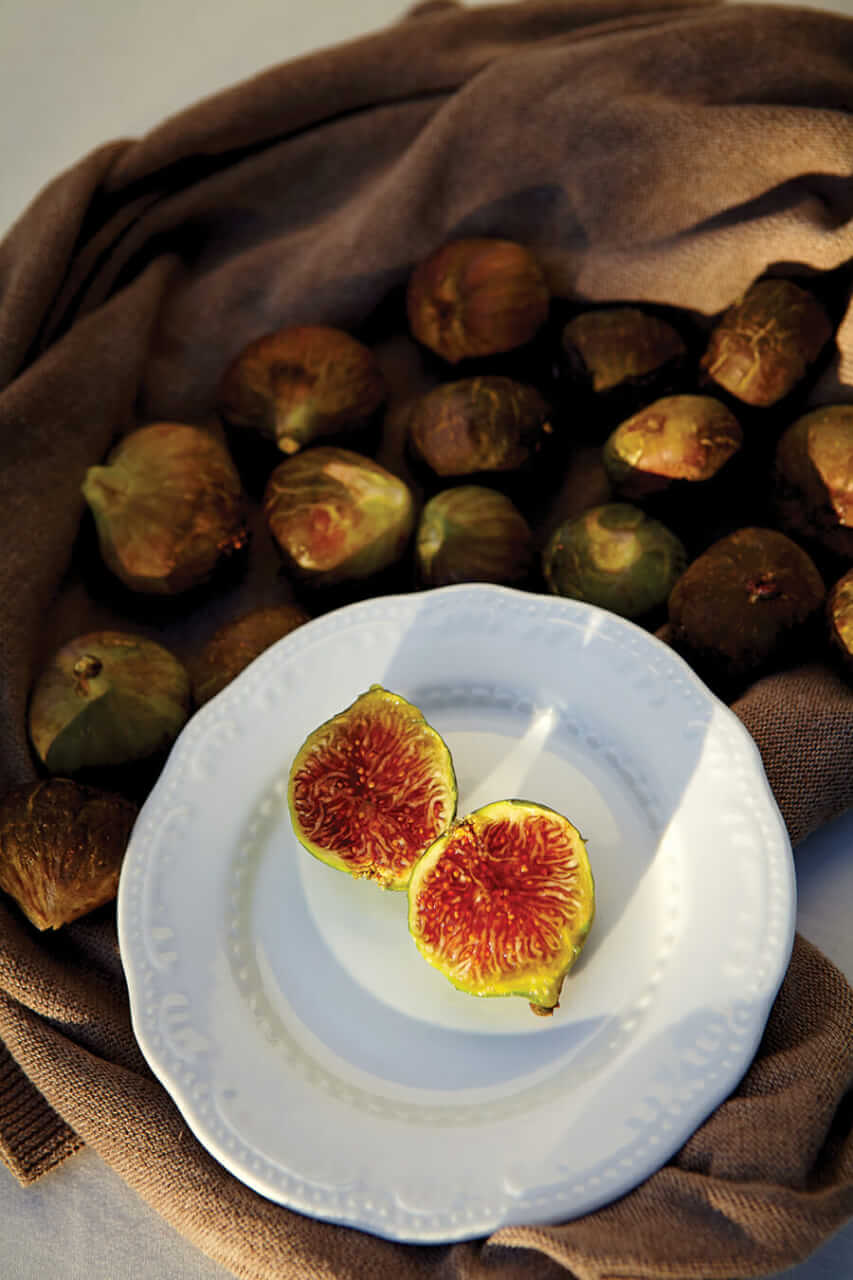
[543,503,687,620]
[82,422,249,596]
[773,406,853,557]
[408,799,595,1015]
[288,685,458,891]
[217,324,387,454]
[415,485,534,587]
[264,447,416,588]
[700,278,833,407]
[28,631,191,776]
[602,395,743,500]
[406,237,550,364]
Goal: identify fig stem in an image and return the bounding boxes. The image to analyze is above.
[72,654,103,695]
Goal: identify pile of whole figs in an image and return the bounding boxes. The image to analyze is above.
[4,235,853,931]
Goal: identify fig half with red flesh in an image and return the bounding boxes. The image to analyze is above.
[288,685,457,890]
[408,799,595,1015]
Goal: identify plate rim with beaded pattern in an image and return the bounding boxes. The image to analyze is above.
[117,582,795,1244]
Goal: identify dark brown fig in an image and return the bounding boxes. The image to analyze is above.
[288,684,457,890]
[415,486,534,588]
[217,324,387,455]
[408,799,595,1016]
[827,568,853,676]
[82,423,249,596]
[189,604,312,707]
[559,306,688,400]
[700,278,833,407]
[28,631,191,777]
[263,446,415,588]
[668,526,825,684]
[772,405,853,558]
[543,503,687,621]
[0,779,137,930]
[408,376,553,478]
[406,237,549,364]
[602,395,743,500]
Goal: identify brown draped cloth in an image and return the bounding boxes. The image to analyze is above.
[1,1,852,1276]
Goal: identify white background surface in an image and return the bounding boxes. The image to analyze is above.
[2,1,853,1277]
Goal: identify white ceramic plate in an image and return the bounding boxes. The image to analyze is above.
[117,583,795,1243]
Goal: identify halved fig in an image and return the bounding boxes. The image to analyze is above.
[408,799,595,1015]
[288,685,457,890]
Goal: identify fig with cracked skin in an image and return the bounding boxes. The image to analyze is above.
[602,395,743,500]
[408,376,553,478]
[82,422,249,596]
[543,503,687,620]
[773,405,853,559]
[408,799,595,1016]
[701,278,833,407]
[406,237,550,364]
[264,446,415,588]
[667,526,825,684]
[0,779,138,930]
[218,324,387,455]
[288,684,457,890]
[28,631,191,777]
[415,486,534,588]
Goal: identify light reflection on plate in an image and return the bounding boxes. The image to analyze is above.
[118,584,795,1243]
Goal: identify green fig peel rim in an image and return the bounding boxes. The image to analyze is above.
[407,798,595,1012]
[287,684,458,890]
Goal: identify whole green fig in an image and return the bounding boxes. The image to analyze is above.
[82,423,249,595]
[28,631,191,776]
[415,486,534,587]
[602,395,742,499]
[543,503,687,620]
